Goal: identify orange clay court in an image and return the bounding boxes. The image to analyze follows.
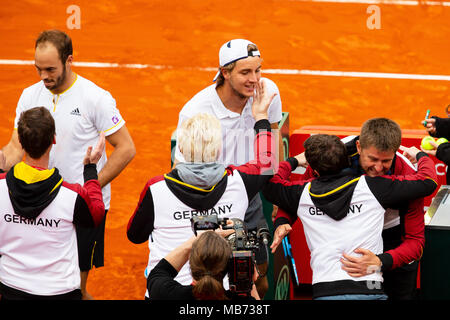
[0,0,449,300]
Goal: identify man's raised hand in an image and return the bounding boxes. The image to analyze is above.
[84,132,106,165]
[252,80,277,121]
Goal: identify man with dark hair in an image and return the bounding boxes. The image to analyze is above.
[423,114,450,184]
[303,134,350,176]
[359,117,402,150]
[172,39,283,298]
[35,30,73,64]
[341,118,427,300]
[265,134,437,300]
[17,107,56,159]
[0,107,105,300]
[0,29,136,299]
[147,231,260,300]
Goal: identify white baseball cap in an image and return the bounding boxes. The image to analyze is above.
[213,39,261,82]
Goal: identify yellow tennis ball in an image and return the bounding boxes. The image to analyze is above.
[421,136,436,150]
[436,137,449,146]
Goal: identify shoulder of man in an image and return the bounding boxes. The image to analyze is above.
[179,84,217,115]
[19,80,46,98]
[76,75,111,96]
[16,81,49,116]
[434,116,450,139]
[261,77,280,93]
[25,80,45,91]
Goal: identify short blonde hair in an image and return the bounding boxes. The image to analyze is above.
[178,113,222,163]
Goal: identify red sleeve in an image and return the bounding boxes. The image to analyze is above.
[386,198,425,270]
[374,153,437,270]
[232,122,277,176]
[65,178,105,228]
[384,153,430,269]
[303,166,316,180]
[126,175,162,244]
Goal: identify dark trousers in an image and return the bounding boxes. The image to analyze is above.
[0,282,82,300]
[383,260,419,300]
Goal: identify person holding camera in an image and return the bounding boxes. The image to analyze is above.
[265,134,437,300]
[147,229,260,300]
[127,80,276,299]
[423,114,450,184]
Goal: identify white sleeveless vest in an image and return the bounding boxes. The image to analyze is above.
[297,177,385,285]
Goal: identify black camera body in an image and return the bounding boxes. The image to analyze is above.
[191,215,270,297]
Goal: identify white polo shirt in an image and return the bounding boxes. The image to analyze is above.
[14,74,125,209]
[174,77,282,166]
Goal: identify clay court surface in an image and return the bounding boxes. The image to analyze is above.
[0,0,449,300]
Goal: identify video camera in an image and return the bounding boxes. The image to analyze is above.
[191,215,271,297]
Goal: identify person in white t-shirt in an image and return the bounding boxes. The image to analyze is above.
[173,39,283,298]
[0,30,136,299]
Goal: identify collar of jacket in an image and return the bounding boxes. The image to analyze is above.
[6,162,63,219]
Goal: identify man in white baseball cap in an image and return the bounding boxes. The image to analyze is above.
[173,39,283,299]
[212,39,261,82]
